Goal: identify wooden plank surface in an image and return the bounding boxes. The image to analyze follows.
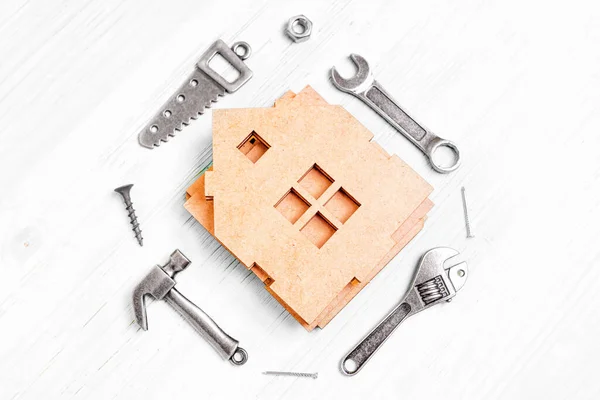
[0,1,599,399]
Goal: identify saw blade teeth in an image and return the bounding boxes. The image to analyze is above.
[138,71,225,149]
[137,40,253,150]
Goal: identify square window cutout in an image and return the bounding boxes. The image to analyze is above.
[298,164,333,199]
[275,189,310,224]
[238,131,270,163]
[300,212,337,249]
[324,188,360,223]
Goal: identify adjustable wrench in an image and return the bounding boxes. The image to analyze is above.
[341,247,468,375]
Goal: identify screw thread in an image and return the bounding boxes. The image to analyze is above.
[115,185,144,247]
[125,203,143,245]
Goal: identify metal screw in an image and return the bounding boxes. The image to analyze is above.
[114,184,143,246]
[461,186,474,238]
[263,371,318,379]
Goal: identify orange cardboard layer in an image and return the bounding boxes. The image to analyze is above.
[185,86,433,330]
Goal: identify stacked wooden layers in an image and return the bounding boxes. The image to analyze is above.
[185,86,433,330]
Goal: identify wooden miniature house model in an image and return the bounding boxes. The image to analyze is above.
[185,86,433,330]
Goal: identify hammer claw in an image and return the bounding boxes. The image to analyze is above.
[131,250,248,365]
[133,283,149,330]
[132,265,176,331]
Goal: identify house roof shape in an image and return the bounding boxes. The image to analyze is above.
[185,86,433,330]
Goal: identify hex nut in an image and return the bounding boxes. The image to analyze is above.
[286,15,312,43]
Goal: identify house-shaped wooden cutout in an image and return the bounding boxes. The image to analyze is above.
[185,86,434,330]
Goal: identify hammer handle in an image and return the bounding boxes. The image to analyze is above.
[165,288,240,360]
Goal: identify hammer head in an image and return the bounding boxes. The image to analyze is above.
[133,250,191,330]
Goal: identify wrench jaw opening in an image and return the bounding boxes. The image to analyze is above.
[330,54,374,95]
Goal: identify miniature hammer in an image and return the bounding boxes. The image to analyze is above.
[133,249,248,365]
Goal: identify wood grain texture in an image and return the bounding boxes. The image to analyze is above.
[1,0,599,399]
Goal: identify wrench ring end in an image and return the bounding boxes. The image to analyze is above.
[428,139,461,173]
[340,357,360,376]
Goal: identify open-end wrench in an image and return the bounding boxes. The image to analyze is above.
[331,54,461,173]
[340,247,468,375]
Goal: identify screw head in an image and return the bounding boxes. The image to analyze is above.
[114,184,133,200]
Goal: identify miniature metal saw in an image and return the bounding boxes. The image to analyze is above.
[138,39,253,149]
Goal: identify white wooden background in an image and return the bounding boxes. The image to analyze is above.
[1,0,599,399]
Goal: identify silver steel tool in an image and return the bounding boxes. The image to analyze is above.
[133,250,248,365]
[139,39,253,149]
[331,54,461,173]
[263,371,318,379]
[461,186,475,238]
[341,247,467,376]
[285,15,313,43]
[114,184,143,246]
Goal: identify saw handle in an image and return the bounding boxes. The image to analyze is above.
[165,288,247,365]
